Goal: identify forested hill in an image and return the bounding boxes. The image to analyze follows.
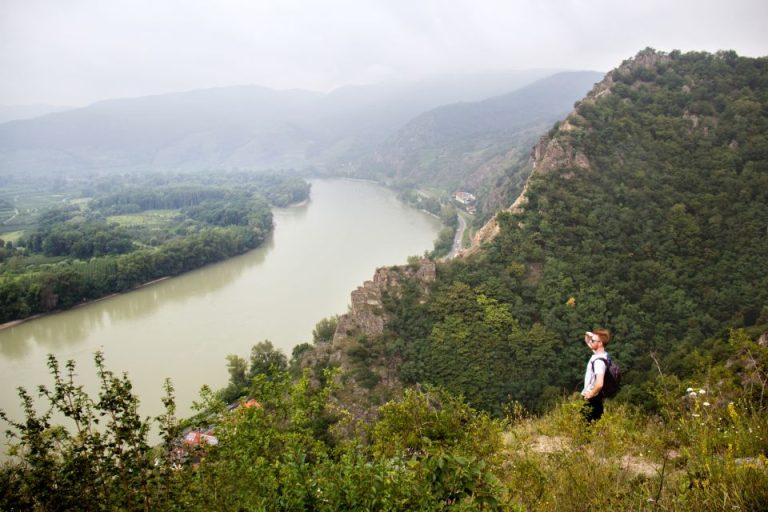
[313,49,768,414]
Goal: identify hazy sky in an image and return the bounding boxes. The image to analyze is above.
[1,0,767,106]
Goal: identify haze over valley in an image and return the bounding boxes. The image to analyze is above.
[0,69,576,175]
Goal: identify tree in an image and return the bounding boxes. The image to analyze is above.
[0,353,183,510]
[226,354,249,391]
[313,316,339,343]
[249,340,288,379]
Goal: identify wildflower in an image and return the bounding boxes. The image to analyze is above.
[699,389,706,395]
[686,387,694,393]
[703,402,710,407]
[692,413,700,417]
[689,391,697,397]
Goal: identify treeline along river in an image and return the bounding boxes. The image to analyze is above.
[0,179,442,454]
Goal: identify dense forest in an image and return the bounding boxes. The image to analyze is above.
[1,50,767,510]
[0,173,310,323]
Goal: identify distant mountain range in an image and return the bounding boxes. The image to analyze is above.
[0,70,565,177]
[0,104,73,124]
[358,71,604,216]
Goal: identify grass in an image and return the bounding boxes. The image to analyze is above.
[107,209,187,247]
[496,346,768,512]
[107,209,180,227]
[0,182,90,233]
[0,230,24,243]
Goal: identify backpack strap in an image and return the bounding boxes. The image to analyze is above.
[590,356,611,374]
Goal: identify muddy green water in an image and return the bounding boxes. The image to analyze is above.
[0,179,441,444]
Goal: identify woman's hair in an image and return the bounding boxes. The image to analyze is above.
[594,328,612,347]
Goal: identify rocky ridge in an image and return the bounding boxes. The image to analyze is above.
[333,258,436,345]
[464,49,672,255]
[301,259,436,405]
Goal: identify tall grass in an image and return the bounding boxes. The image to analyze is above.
[498,334,768,511]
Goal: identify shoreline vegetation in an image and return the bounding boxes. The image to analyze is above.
[0,173,312,325]
[0,276,170,331]
[394,186,466,259]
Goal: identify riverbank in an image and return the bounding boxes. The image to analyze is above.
[0,277,172,331]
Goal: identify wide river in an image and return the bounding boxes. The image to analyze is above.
[0,179,442,446]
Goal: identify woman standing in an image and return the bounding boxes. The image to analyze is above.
[581,329,612,422]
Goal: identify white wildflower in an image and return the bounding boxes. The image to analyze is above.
[689,391,698,397]
[686,387,694,393]
[699,389,706,395]
[703,402,710,407]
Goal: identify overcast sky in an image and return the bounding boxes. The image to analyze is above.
[1,0,767,107]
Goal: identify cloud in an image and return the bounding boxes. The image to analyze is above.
[1,0,767,106]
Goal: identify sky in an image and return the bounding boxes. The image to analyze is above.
[1,0,767,107]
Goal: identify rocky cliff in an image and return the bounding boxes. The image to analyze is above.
[465,49,670,254]
[333,259,436,345]
[301,259,436,413]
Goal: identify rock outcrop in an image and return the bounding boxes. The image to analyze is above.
[301,258,435,379]
[464,50,672,254]
[530,132,591,176]
[333,259,436,347]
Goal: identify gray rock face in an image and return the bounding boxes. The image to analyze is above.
[333,259,436,345]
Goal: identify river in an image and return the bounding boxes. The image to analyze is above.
[0,179,442,447]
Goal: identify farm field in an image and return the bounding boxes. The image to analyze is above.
[0,182,86,238]
[107,209,181,227]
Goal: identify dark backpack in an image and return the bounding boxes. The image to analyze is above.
[592,356,621,398]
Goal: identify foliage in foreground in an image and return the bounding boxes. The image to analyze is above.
[2,327,767,510]
[0,354,506,511]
